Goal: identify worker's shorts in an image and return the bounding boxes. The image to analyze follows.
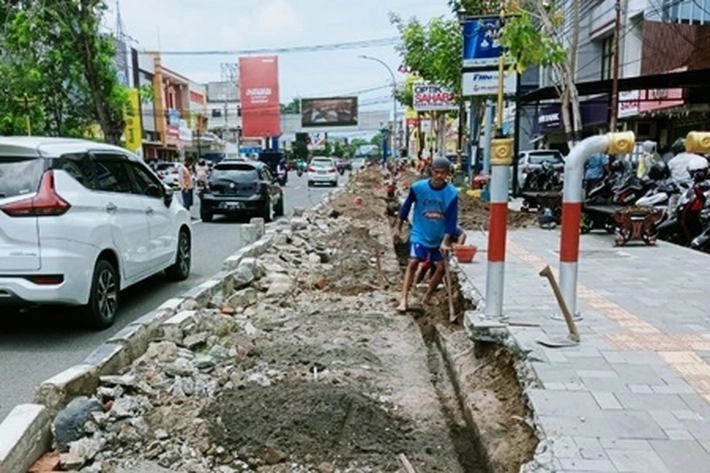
[410,243,443,263]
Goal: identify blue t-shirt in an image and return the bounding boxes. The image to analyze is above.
[585,153,609,180]
[399,179,458,248]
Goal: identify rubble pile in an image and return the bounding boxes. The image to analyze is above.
[42,168,480,473]
[457,193,537,231]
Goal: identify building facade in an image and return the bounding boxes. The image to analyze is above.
[532,0,710,151]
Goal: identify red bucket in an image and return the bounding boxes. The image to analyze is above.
[453,245,477,263]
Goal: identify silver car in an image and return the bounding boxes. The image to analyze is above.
[512,150,565,191]
[156,162,181,189]
[307,157,339,187]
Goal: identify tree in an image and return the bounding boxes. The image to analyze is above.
[498,1,581,146]
[0,0,128,142]
[333,142,345,158]
[280,98,301,114]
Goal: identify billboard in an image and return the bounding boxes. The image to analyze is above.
[239,56,281,137]
[122,88,142,155]
[462,17,508,68]
[301,97,358,127]
[413,82,457,112]
[462,70,516,96]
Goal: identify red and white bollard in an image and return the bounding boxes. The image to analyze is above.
[484,138,514,318]
[559,132,635,314]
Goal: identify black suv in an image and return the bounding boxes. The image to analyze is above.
[199,160,284,222]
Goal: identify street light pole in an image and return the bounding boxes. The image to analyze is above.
[359,55,397,162]
[610,0,622,131]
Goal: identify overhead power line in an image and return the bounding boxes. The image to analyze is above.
[146,37,399,56]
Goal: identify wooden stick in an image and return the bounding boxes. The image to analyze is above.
[443,256,457,322]
[398,453,418,473]
[539,265,580,342]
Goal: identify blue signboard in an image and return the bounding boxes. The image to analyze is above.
[462,17,505,68]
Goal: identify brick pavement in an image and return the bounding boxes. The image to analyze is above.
[458,227,710,472]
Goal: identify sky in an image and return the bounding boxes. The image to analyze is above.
[103,0,452,112]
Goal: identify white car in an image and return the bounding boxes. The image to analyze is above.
[155,162,181,188]
[307,157,339,187]
[0,137,192,329]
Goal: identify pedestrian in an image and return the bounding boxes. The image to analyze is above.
[178,158,195,213]
[637,140,659,179]
[195,159,209,189]
[584,151,609,195]
[394,157,459,312]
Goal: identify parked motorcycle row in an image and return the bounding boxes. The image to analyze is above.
[522,161,564,192]
[581,149,710,252]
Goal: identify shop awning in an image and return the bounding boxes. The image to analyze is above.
[519,67,710,104]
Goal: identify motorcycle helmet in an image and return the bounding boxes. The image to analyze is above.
[687,155,709,182]
[611,160,626,173]
[671,137,686,155]
[647,160,670,181]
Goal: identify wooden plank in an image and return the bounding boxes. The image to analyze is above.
[398,454,418,473]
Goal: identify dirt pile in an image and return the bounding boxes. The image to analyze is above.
[458,193,537,231]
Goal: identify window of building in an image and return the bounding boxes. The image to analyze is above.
[601,35,613,81]
[211,108,222,118]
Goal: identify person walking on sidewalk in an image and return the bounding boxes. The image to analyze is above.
[178,158,195,213]
[394,157,459,312]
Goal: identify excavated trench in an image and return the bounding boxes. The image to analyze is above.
[387,195,539,473]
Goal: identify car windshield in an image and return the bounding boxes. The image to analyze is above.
[0,157,44,199]
[528,153,563,165]
[311,160,333,168]
[211,164,259,181]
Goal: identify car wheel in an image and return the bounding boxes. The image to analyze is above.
[262,198,274,223]
[166,229,191,281]
[83,259,119,330]
[200,211,213,223]
[275,194,285,216]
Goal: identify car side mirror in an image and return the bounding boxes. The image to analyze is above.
[146,184,163,198]
[162,186,174,206]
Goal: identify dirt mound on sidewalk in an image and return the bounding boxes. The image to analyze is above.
[203,382,412,464]
[458,193,537,231]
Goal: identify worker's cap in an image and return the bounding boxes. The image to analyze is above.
[431,157,451,171]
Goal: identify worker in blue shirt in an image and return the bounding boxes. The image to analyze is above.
[394,157,459,312]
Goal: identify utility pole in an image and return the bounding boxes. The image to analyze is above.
[610,0,622,131]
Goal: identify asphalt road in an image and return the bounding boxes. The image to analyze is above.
[0,172,347,420]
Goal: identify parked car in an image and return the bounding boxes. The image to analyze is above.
[155,162,181,188]
[0,137,192,329]
[512,150,565,192]
[199,160,284,223]
[307,157,339,187]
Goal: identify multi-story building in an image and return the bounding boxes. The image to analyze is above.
[205,81,242,144]
[528,0,710,151]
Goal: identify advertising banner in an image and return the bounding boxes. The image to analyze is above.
[413,82,457,112]
[301,97,358,127]
[536,104,563,132]
[462,17,509,68]
[239,55,281,137]
[462,70,516,96]
[123,88,142,155]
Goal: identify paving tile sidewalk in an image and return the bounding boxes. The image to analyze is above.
[458,228,710,472]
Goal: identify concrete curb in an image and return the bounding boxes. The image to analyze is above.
[0,213,293,472]
[450,260,554,473]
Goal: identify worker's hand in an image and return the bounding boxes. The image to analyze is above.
[440,242,451,256]
[393,226,402,242]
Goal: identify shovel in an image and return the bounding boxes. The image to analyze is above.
[442,254,457,323]
[537,265,580,348]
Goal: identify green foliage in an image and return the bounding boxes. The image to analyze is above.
[311,140,333,157]
[370,133,383,148]
[0,0,127,141]
[280,98,301,114]
[389,13,463,96]
[447,0,500,16]
[498,5,567,72]
[347,138,369,157]
[139,84,156,104]
[333,142,345,158]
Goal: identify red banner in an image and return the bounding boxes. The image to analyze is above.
[239,56,281,137]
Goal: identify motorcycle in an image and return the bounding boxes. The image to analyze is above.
[276,168,288,186]
[522,161,563,191]
[656,181,710,245]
